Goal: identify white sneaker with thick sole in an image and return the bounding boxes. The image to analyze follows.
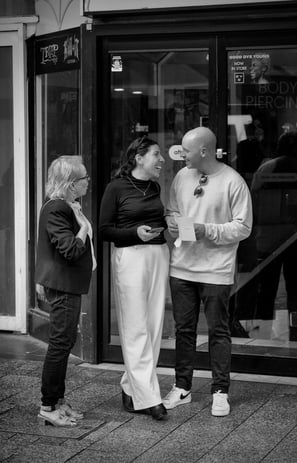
[163,385,192,410]
[211,390,230,416]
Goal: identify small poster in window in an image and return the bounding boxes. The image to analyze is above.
[229,51,271,86]
[111,56,123,72]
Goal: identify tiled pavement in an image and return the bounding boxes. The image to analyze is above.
[1,333,297,462]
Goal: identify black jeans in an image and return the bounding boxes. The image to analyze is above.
[41,287,81,407]
[170,277,232,394]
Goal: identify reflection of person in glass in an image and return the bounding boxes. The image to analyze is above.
[236,119,265,183]
[228,120,265,338]
[249,55,270,84]
[252,131,297,341]
[166,89,185,139]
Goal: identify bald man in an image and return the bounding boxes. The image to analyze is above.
[163,127,252,416]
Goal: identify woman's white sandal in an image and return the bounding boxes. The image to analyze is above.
[38,408,77,427]
[57,400,84,420]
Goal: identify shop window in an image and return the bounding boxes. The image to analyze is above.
[228,48,297,348]
[36,69,80,313]
[39,70,79,188]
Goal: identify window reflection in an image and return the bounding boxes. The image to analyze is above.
[228,48,297,347]
[42,71,79,173]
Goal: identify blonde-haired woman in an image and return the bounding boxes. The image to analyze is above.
[36,155,96,427]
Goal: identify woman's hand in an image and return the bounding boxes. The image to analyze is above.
[73,209,89,243]
[75,209,89,230]
[137,225,161,242]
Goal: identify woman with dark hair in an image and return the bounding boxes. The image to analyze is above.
[99,136,169,420]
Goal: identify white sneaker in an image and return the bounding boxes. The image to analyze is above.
[163,385,192,410]
[211,390,230,416]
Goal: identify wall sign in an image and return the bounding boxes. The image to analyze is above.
[35,29,80,74]
[169,145,183,160]
[83,0,283,13]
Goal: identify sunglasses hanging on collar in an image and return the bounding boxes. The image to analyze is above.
[194,174,208,197]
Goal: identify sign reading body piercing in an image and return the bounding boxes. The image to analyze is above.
[168,145,183,160]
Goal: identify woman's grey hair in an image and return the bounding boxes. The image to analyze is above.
[45,155,85,199]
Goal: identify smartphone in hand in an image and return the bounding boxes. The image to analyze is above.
[148,227,164,233]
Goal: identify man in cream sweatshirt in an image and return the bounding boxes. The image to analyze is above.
[163,127,252,416]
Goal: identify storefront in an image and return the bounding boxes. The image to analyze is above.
[28,0,297,375]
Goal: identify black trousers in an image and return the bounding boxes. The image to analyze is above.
[170,277,232,393]
[41,287,81,407]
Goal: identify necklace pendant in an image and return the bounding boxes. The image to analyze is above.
[128,176,151,196]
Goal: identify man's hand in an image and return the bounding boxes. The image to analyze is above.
[166,217,179,238]
[194,223,206,240]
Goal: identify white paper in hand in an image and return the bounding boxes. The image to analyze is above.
[176,217,196,241]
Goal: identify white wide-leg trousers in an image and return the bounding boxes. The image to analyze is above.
[112,244,169,410]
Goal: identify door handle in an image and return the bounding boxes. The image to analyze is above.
[216,148,227,159]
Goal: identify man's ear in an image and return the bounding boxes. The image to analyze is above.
[200,148,207,158]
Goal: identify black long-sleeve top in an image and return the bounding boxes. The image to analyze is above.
[99,176,167,247]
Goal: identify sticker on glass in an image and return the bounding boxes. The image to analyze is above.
[111,56,122,72]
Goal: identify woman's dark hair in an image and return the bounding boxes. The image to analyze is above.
[113,136,158,178]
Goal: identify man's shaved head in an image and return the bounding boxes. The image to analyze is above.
[182,127,217,156]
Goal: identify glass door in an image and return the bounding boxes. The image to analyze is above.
[0,27,27,332]
[102,40,213,358]
[0,42,15,326]
[227,45,297,355]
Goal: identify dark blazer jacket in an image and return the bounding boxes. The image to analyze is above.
[35,198,93,294]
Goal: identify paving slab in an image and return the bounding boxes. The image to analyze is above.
[261,426,297,463]
[0,359,42,377]
[198,394,297,463]
[73,426,166,463]
[0,433,40,461]
[0,405,105,439]
[3,442,85,463]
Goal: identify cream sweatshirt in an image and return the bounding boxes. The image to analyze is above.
[166,164,252,285]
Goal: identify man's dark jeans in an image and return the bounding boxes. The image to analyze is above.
[170,277,232,394]
[41,287,81,407]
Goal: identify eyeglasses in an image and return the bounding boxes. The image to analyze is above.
[194,174,208,197]
[73,175,90,182]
